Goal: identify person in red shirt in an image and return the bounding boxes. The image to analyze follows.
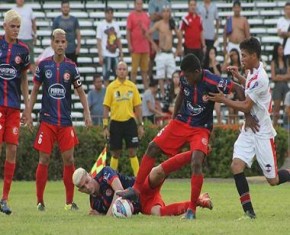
[180,0,206,63]
[0,9,30,215]
[126,0,150,89]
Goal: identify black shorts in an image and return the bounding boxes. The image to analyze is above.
[109,118,139,150]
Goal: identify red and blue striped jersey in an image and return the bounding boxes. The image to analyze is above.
[0,36,30,109]
[90,166,140,214]
[34,56,81,126]
[176,70,233,130]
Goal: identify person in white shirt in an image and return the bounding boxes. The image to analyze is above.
[96,7,123,87]
[277,2,290,62]
[209,37,290,220]
[13,0,37,73]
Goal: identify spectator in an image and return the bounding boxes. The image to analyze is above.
[87,74,106,126]
[277,2,290,63]
[26,29,92,212]
[271,43,290,127]
[147,0,171,78]
[52,0,81,64]
[146,5,182,98]
[223,0,250,55]
[167,70,181,114]
[103,61,144,177]
[222,48,243,124]
[97,7,123,87]
[126,0,150,89]
[180,0,206,62]
[197,0,220,50]
[142,79,166,124]
[0,9,30,215]
[13,0,37,73]
[204,46,222,124]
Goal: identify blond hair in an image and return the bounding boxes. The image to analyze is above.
[52,28,66,39]
[72,168,87,186]
[4,9,21,24]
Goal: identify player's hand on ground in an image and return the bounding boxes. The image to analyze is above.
[89,209,102,216]
[244,113,260,133]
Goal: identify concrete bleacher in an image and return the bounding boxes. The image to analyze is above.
[0,0,287,125]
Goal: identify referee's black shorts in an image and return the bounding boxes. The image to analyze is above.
[109,118,139,150]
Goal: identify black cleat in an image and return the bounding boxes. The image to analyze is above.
[116,187,139,202]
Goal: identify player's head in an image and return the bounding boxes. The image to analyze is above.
[16,0,25,7]
[51,28,67,55]
[3,10,21,42]
[180,54,202,83]
[239,37,261,70]
[73,168,98,195]
[188,0,197,13]
[134,0,143,12]
[116,61,128,80]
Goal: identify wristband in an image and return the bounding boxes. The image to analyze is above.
[138,121,144,127]
[103,118,109,127]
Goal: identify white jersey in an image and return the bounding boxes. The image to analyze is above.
[243,62,276,138]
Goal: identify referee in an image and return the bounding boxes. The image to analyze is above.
[103,61,144,176]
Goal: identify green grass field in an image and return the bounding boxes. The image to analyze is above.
[0,178,289,235]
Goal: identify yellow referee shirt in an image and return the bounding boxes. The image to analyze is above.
[103,78,142,121]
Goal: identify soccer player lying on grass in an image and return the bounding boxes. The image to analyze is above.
[209,37,290,219]
[72,165,212,216]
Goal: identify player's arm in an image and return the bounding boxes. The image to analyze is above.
[20,70,30,125]
[145,23,159,52]
[134,104,145,139]
[76,28,81,55]
[172,89,183,119]
[106,177,124,216]
[174,27,183,56]
[244,18,250,39]
[27,81,41,131]
[209,85,254,113]
[75,85,92,127]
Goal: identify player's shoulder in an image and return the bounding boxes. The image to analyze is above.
[17,40,29,52]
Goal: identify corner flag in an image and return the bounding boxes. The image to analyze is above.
[90,144,107,177]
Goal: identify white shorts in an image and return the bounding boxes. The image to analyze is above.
[155,52,176,79]
[227,42,240,54]
[233,131,278,179]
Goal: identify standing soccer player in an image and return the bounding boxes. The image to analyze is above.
[27,28,92,211]
[0,9,30,215]
[209,37,290,219]
[119,53,253,219]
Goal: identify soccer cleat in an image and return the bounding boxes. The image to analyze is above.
[238,210,256,220]
[64,202,79,211]
[197,192,213,210]
[116,187,139,202]
[37,203,45,211]
[181,209,196,220]
[0,200,12,215]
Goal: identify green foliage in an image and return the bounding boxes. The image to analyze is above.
[0,124,287,180]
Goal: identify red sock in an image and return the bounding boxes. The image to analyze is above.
[2,161,16,200]
[63,164,75,204]
[36,163,48,204]
[189,174,203,212]
[134,154,155,193]
[160,201,191,216]
[161,151,191,175]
